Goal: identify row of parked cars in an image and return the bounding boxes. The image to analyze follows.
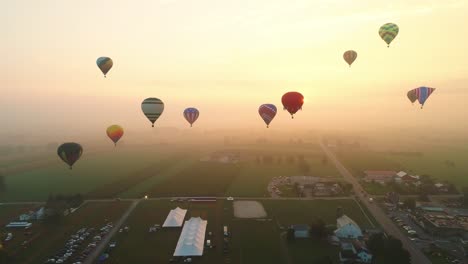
[45,222,114,264]
[392,216,418,240]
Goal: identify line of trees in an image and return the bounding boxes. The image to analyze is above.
[367,233,411,264]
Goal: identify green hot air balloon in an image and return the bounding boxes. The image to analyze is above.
[57,143,83,169]
[96,57,113,77]
[141,98,164,127]
[379,23,399,47]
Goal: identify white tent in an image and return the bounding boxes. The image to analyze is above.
[173,217,207,256]
[163,207,187,227]
[334,215,362,239]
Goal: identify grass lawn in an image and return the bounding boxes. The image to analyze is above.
[361,182,394,195]
[105,198,373,264]
[3,201,131,264]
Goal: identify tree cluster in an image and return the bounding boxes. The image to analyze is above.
[367,234,411,264]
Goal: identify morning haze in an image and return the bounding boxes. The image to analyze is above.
[1,1,468,264]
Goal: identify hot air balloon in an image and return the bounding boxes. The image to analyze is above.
[57,143,83,170]
[415,86,436,108]
[258,104,277,128]
[343,50,357,67]
[379,23,399,47]
[407,89,418,104]
[96,57,113,77]
[141,98,164,127]
[106,125,124,146]
[281,92,304,119]
[183,108,199,127]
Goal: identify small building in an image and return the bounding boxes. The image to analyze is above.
[6,222,32,228]
[290,224,310,238]
[335,215,363,239]
[339,241,373,263]
[363,171,396,184]
[19,213,32,221]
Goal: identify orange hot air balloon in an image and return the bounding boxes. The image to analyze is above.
[106,125,124,146]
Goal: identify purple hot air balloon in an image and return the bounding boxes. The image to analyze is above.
[183,107,199,127]
[258,104,277,128]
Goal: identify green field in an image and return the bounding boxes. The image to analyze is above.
[2,201,131,264]
[337,146,468,190]
[106,198,373,264]
[0,143,341,202]
[0,146,192,202]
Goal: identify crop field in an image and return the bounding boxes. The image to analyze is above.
[2,201,131,264]
[106,198,372,264]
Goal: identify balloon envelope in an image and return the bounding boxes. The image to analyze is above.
[258,104,277,128]
[57,143,83,169]
[96,57,113,77]
[183,108,199,127]
[106,125,124,146]
[281,92,304,118]
[415,86,436,108]
[343,50,357,66]
[379,23,399,47]
[407,89,418,104]
[141,98,164,127]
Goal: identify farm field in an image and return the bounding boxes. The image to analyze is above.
[0,145,192,202]
[105,198,373,264]
[337,146,468,190]
[0,143,341,202]
[2,201,131,264]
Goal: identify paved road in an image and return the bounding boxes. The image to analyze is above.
[83,199,140,264]
[318,140,431,264]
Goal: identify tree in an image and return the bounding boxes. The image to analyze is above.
[403,198,416,210]
[461,187,468,208]
[286,227,295,242]
[368,234,411,264]
[310,218,327,239]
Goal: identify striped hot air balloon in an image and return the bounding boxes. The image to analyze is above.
[343,50,357,67]
[57,143,83,170]
[96,57,113,77]
[415,86,436,108]
[258,104,277,128]
[281,92,304,119]
[141,98,164,127]
[106,125,124,146]
[183,108,199,127]
[379,23,399,47]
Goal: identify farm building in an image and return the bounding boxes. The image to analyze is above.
[163,207,187,227]
[173,217,207,256]
[363,171,396,184]
[335,215,362,239]
[290,224,310,238]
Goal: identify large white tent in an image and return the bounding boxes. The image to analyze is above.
[163,207,187,227]
[334,214,363,239]
[173,217,207,256]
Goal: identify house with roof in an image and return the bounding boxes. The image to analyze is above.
[335,215,363,239]
[339,241,373,263]
[363,171,396,184]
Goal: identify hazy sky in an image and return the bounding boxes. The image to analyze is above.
[2,0,468,143]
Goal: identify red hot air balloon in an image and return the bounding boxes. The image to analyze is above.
[281,92,304,119]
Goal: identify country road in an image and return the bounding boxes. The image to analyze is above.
[318,140,431,264]
[83,199,140,264]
